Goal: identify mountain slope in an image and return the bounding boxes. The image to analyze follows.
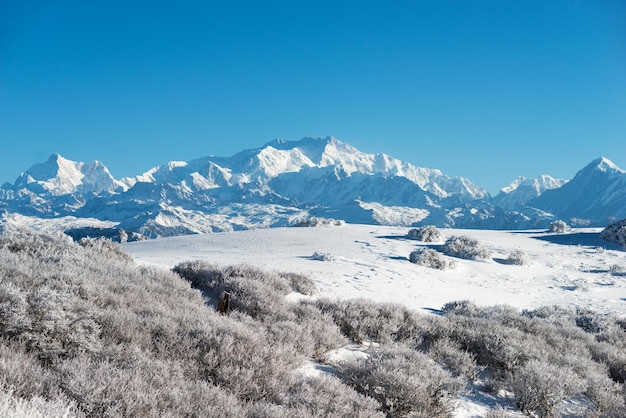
[529,157,626,225]
[491,175,567,210]
[12,154,126,196]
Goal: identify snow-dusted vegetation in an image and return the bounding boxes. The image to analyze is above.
[311,251,337,261]
[441,235,492,260]
[601,218,626,246]
[548,219,571,233]
[507,249,529,266]
[409,247,457,270]
[292,217,345,227]
[407,225,443,242]
[2,226,626,417]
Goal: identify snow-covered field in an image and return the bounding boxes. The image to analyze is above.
[122,224,626,317]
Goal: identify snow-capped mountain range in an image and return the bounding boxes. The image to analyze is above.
[1,137,624,239]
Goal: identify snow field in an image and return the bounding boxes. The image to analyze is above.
[122,224,626,317]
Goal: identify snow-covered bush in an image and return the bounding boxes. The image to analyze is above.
[440,300,483,317]
[506,249,528,266]
[0,225,73,259]
[429,338,480,380]
[609,264,626,276]
[173,261,305,321]
[291,302,347,361]
[441,236,492,260]
[548,219,570,233]
[78,236,135,263]
[311,251,337,261]
[0,389,81,418]
[279,271,318,296]
[407,225,442,242]
[512,359,585,417]
[601,218,626,246]
[293,217,345,227]
[338,346,463,418]
[316,298,426,345]
[284,376,384,418]
[409,248,456,270]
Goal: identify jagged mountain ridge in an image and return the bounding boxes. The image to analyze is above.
[0,137,624,238]
[492,175,568,210]
[13,154,127,196]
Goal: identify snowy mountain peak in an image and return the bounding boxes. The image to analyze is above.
[500,175,566,194]
[14,154,85,195]
[260,137,487,199]
[585,157,625,174]
[266,136,346,166]
[2,138,624,236]
[529,156,626,224]
[492,174,567,210]
[13,154,124,196]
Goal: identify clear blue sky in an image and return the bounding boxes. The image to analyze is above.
[1,1,624,194]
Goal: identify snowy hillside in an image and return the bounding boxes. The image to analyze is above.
[122,224,626,317]
[1,137,625,237]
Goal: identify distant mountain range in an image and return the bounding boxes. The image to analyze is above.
[1,137,625,239]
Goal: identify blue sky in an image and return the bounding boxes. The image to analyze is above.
[1,1,624,194]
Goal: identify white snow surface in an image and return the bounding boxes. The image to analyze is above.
[2,212,119,232]
[122,224,626,317]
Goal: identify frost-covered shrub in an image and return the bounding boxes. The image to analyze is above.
[78,236,134,264]
[584,369,626,417]
[338,346,463,418]
[285,376,384,418]
[574,308,608,334]
[506,249,528,266]
[512,359,585,417]
[441,236,492,260]
[429,338,481,380]
[548,219,571,233]
[407,225,442,242]
[193,319,303,402]
[440,300,483,317]
[316,298,426,345]
[0,226,73,260]
[279,271,318,296]
[409,248,456,270]
[443,316,536,373]
[0,229,337,415]
[0,389,82,418]
[588,341,626,383]
[609,264,626,276]
[57,354,250,417]
[290,303,347,361]
[601,218,626,246]
[425,300,626,416]
[0,343,60,401]
[293,217,345,227]
[173,261,306,321]
[311,251,337,261]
